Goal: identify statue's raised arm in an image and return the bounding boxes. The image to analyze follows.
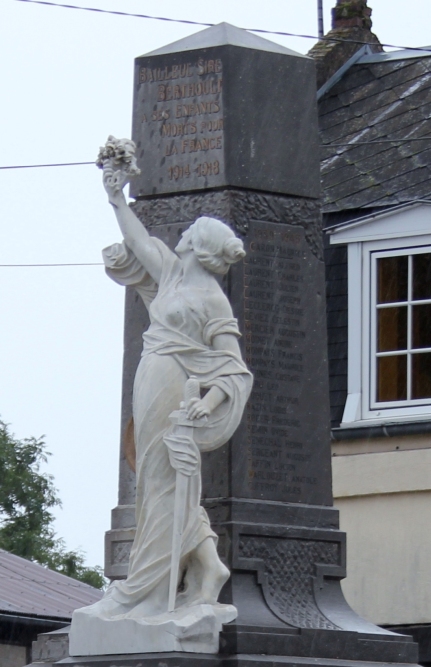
[97,136,167,284]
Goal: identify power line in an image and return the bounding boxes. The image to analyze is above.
[15,0,213,27]
[15,0,431,54]
[0,161,93,170]
[0,262,103,267]
[2,191,431,271]
[2,138,431,171]
[322,138,431,147]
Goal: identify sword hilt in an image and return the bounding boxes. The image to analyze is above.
[184,376,200,408]
[169,376,206,427]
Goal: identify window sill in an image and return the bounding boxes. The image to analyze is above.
[332,418,431,441]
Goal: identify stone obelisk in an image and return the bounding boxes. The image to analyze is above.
[102,22,418,667]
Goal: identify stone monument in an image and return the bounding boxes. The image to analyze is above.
[65,21,419,667]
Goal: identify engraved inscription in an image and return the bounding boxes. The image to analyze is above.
[245,224,314,500]
[135,56,224,192]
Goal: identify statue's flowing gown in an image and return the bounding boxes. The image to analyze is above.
[102,237,252,612]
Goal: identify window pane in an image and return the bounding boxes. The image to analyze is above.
[413,253,431,301]
[412,353,431,399]
[377,256,408,303]
[377,355,407,401]
[412,304,431,349]
[378,307,407,351]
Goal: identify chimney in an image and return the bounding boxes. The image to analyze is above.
[308,0,383,90]
[332,0,372,30]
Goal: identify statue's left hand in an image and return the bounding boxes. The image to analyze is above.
[163,433,200,476]
[187,397,211,421]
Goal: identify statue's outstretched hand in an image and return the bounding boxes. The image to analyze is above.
[103,165,128,204]
[164,433,200,476]
[96,137,140,204]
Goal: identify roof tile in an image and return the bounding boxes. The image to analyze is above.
[320,54,431,211]
[0,550,102,620]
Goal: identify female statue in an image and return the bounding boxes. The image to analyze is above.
[84,138,252,621]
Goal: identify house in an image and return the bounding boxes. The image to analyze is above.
[0,549,102,666]
[310,1,431,663]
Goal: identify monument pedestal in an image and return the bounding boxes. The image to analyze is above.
[212,501,417,663]
[60,655,417,667]
[70,604,237,656]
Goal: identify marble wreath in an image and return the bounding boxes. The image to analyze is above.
[70,137,253,655]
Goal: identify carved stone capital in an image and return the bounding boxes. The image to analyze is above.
[131,190,323,260]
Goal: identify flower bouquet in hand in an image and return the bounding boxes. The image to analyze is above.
[96,135,141,198]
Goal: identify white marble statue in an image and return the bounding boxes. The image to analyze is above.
[69,137,253,656]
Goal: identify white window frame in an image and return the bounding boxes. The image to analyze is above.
[329,203,431,427]
[366,243,431,418]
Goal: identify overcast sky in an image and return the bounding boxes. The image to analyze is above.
[1,0,431,571]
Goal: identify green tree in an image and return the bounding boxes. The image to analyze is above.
[0,420,105,589]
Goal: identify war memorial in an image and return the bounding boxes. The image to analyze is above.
[62,21,419,667]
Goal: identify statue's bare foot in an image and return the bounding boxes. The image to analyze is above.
[201,559,230,604]
[185,559,229,607]
[78,585,132,619]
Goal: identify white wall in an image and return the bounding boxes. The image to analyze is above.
[332,446,431,625]
[0,643,27,667]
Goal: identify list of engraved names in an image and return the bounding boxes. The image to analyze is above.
[137,57,224,189]
[245,224,316,501]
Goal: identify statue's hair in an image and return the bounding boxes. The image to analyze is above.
[190,217,245,275]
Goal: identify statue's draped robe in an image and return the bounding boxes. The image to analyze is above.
[103,239,252,611]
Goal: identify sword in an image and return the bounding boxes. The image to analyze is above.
[165,376,206,613]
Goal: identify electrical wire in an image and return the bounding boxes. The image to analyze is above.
[323,138,431,147]
[15,0,212,27]
[0,263,103,267]
[14,0,431,54]
[0,161,94,170]
[2,138,431,170]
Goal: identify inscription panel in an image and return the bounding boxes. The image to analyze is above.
[131,52,225,197]
[230,221,332,505]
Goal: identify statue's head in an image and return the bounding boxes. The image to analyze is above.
[176,217,245,275]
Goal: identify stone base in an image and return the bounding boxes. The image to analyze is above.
[69,604,237,656]
[27,627,70,666]
[57,653,420,667]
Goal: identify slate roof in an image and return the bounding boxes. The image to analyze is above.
[319,50,431,213]
[0,549,102,620]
